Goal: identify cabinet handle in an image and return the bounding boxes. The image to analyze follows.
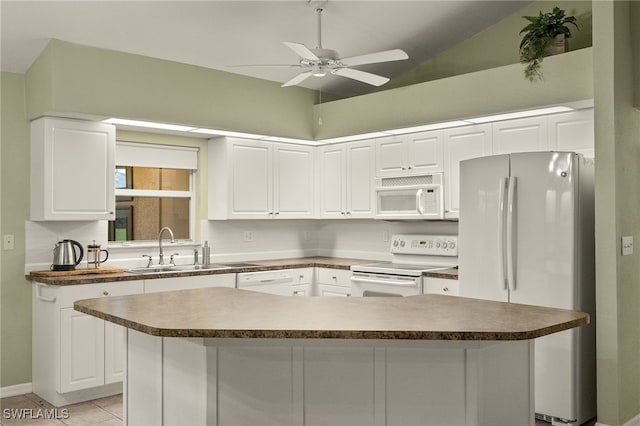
[408,166,413,170]
[401,167,406,170]
[35,284,56,303]
[340,212,346,216]
[443,287,449,292]
[102,291,110,296]
[274,212,279,216]
[346,212,352,216]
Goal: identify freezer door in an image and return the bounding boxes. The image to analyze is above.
[458,154,510,302]
[507,152,577,308]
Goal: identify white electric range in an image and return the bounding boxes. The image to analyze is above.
[350,234,458,297]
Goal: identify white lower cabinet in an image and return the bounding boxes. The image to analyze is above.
[32,280,144,406]
[423,277,459,296]
[316,268,352,296]
[143,273,236,293]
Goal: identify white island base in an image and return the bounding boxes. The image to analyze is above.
[126,330,534,426]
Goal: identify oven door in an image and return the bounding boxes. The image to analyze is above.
[350,272,422,297]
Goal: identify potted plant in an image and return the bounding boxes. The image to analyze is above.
[519,6,578,81]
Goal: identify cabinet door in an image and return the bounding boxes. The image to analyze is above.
[318,145,346,218]
[318,284,351,297]
[31,117,115,221]
[443,124,492,219]
[104,322,126,384]
[492,117,548,154]
[547,109,594,158]
[346,141,375,218]
[375,136,406,176]
[229,140,272,218]
[293,284,312,296]
[423,278,459,296]
[273,143,315,218]
[60,308,105,392]
[406,130,444,173]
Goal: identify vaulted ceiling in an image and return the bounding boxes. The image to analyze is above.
[1,1,530,98]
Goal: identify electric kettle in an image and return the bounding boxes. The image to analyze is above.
[52,239,84,271]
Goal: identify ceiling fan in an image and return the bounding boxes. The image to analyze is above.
[234,0,409,88]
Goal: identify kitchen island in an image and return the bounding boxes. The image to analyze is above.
[75,287,588,426]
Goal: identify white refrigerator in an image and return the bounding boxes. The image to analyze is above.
[458,152,596,426]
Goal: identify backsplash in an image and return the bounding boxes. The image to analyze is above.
[25,219,458,272]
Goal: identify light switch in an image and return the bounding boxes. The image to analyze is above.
[3,234,15,250]
[622,236,634,256]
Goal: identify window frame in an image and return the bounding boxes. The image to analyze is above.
[108,141,198,247]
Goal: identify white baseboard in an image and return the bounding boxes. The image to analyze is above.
[0,383,33,398]
[596,412,640,426]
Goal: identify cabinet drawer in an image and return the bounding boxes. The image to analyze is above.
[316,268,351,287]
[292,268,313,285]
[59,281,144,308]
[144,273,236,293]
[423,277,458,296]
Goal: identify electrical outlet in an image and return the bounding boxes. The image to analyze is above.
[243,231,253,242]
[304,231,311,241]
[3,234,15,250]
[383,230,390,242]
[622,236,634,256]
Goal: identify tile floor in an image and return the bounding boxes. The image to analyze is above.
[1,392,597,425]
[0,393,122,425]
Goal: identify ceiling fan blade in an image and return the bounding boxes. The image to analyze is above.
[340,49,408,67]
[227,64,302,68]
[332,68,389,86]
[282,71,314,87]
[283,42,320,62]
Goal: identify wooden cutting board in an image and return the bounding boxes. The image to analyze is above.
[30,266,125,277]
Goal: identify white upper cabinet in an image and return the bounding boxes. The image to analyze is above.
[273,143,316,218]
[375,131,443,177]
[443,124,492,219]
[547,109,594,158]
[31,117,115,221]
[319,140,375,218]
[491,117,548,154]
[208,138,315,219]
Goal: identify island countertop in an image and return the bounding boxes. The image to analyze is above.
[74,287,587,341]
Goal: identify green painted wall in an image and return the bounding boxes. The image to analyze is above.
[384,1,592,90]
[593,1,640,425]
[0,73,32,387]
[312,48,593,139]
[26,40,318,139]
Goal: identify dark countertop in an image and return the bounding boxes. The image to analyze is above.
[74,287,587,341]
[28,256,459,285]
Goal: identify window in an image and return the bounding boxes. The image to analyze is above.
[109,142,198,242]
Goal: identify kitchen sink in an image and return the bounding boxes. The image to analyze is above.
[171,264,231,271]
[126,266,177,274]
[126,264,231,274]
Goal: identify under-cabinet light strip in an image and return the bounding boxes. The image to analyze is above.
[103,105,577,144]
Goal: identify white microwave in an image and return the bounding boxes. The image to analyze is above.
[375,174,444,219]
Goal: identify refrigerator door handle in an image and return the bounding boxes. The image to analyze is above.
[498,177,509,290]
[506,176,517,291]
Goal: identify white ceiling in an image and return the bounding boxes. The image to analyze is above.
[1,0,530,98]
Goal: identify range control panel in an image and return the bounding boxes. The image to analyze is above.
[390,234,458,256]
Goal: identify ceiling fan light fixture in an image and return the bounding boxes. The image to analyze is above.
[312,65,327,77]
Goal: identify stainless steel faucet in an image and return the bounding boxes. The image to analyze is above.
[158,227,175,265]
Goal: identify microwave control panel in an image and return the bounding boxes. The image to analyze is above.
[390,234,458,256]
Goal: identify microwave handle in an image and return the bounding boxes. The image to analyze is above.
[416,189,424,214]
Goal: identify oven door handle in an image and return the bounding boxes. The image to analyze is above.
[350,276,418,287]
